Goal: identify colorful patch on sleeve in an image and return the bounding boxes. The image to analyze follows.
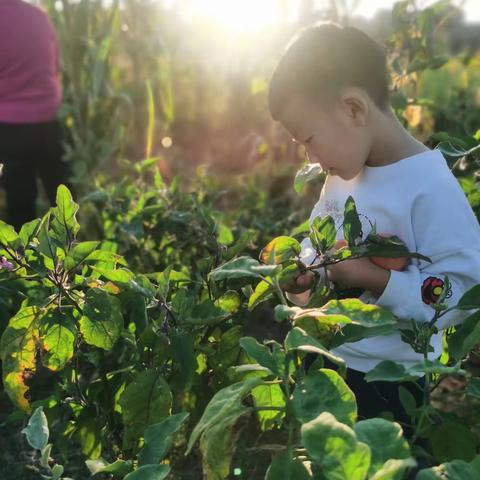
[421,276,451,305]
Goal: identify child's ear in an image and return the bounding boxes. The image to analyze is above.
[340,90,368,126]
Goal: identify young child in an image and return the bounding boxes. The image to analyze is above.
[268,23,480,438]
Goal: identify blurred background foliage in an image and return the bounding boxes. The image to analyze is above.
[37,0,480,197]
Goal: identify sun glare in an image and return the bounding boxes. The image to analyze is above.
[186,0,282,34]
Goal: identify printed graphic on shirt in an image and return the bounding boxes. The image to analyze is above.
[421,276,452,305]
[323,199,343,225]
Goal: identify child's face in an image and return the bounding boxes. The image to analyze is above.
[279,92,372,181]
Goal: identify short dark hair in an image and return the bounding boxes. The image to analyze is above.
[268,22,390,121]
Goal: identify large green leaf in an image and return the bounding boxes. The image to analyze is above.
[187,298,231,326]
[63,241,100,271]
[0,306,44,411]
[251,382,286,431]
[170,332,196,390]
[455,285,480,310]
[79,289,123,350]
[185,377,262,455]
[260,236,301,264]
[416,456,480,480]
[199,406,249,480]
[427,421,476,463]
[447,310,480,361]
[239,337,284,377]
[294,298,397,328]
[119,370,172,450]
[51,184,80,245]
[364,361,417,383]
[40,309,76,371]
[292,369,357,426]
[284,327,346,374]
[301,411,371,480]
[354,418,411,478]
[138,412,190,466]
[209,256,262,281]
[265,452,310,480]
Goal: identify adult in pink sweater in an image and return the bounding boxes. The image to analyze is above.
[0,0,67,230]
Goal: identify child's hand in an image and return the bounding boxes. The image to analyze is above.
[327,257,390,297]
[280,270,315,294]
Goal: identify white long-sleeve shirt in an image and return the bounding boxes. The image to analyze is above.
[293,148,480,373]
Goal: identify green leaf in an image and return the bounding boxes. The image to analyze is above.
[416,456,480,480]
[265,452,310,480]
[0,306,44,411]
[119,370,172,450]
[50,184,80,244]
[292,369,357,426]
[215,290,241,313]
[217,223,234,246]
[138,412,190,466]
[187,298,231,326]
[295,298,397,328]
[251,382,285,430]
[455,285,480,310]
[124,464,170,480]
[294,163,323,194]
[301,411,371,480]
[185,377,262,455]
[170,332,196,389]
[86,458,133,476]
[21,406,49,450]
[260,236,301,264]
[343,196,363,245]
[79,289,123,350]
[91,266,135,284]
[64,241,100,271]
[354,418,411,477]
[0,219,20,248]
[76,418,102,459]
[370,458,417,480]
[209,256,262,281]
[448,311,480,361]
[19,218,41,247]
[427,421,476,463]
[436,142,480,158]
[40,309,76,371]
[364,361,417,383]
[311,215,336,251]
[248,278,275,310]
[284,327,346,373]
[199,406,249,480]
[239,337,284,376]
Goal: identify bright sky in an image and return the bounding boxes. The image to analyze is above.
[166,0,480,34]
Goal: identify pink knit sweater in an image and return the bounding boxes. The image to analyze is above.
[0,0,61,123]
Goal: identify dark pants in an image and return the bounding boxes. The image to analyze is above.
[0,120,69,231]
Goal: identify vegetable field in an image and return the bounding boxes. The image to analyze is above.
[1,1,480,479]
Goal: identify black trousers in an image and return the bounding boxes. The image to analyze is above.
[0,120,69,231]
[305,353,425,440]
